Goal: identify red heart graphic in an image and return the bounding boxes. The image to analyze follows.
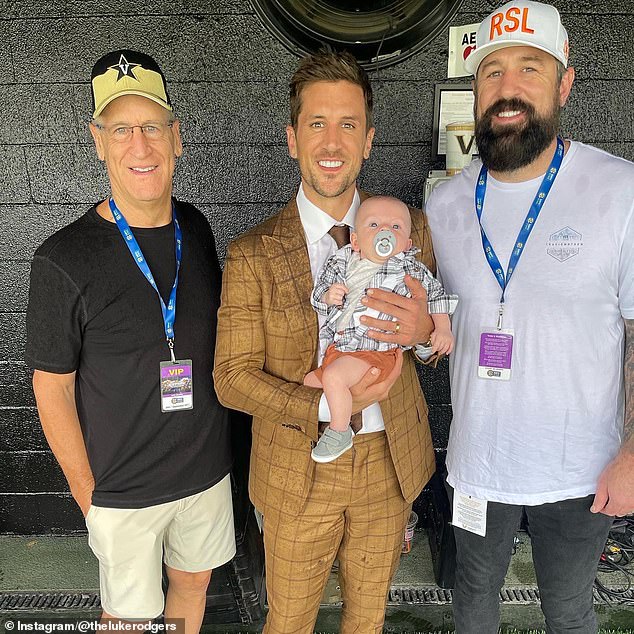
[463,45,475,60]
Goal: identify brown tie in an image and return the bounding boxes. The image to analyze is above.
[328,224,350,249]
[319,223,363,434]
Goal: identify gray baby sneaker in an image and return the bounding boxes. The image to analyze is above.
[311,427,354,463]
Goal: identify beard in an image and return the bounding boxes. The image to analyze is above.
[301,155,360,200]
[305,170,356,199]
[475,96,560,172]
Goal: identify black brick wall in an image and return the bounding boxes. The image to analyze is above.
[1,0,632,534]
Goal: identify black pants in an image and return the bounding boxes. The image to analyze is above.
[449,488,613,634]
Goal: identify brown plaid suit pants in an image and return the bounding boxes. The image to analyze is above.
[262,431,411,633]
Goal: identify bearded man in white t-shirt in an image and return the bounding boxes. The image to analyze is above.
[425,1,634,632]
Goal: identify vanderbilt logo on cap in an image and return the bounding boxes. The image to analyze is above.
[90,49,172,118]
[109,54,141,82]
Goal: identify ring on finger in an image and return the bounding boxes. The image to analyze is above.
[394,321,400,333]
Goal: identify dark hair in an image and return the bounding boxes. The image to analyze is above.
[289,49,373,130]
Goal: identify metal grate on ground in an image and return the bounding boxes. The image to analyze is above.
[388,585,634,606]
[388,586,541,605]
[0,592,101,611]
[2,586,634,611]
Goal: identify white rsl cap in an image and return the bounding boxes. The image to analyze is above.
[465,0,569,75]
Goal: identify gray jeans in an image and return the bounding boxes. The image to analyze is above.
[449,488,613,634]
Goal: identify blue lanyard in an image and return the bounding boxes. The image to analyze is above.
[475,137,564,321]
[109,197,182,361]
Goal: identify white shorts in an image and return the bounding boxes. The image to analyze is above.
[86,474,236,619]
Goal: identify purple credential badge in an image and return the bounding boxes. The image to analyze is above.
[479,332,513,370]
[161,363,193,396]
[160,359,194,411]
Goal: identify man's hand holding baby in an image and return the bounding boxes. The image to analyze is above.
[361,276,433,347]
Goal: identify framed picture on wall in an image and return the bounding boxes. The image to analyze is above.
[432,84,475,160]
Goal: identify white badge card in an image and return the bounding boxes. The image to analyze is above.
[160,360,194,412]
[453,490,488,537]
[478,329,514,381]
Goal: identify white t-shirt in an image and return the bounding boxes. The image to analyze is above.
[426,141,634,505]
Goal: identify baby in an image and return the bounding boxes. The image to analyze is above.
[304,196,458,463]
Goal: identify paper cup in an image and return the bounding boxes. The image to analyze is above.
[446,121,477,175]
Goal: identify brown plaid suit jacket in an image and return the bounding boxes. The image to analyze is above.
[214,193,436,517]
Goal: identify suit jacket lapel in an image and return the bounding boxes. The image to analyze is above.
[262,199,318,370]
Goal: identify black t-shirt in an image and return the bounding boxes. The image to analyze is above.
[25,201,231,509]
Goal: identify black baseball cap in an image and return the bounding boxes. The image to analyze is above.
[90,49,172,118]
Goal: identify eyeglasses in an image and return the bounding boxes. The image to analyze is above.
[94,121,174,143]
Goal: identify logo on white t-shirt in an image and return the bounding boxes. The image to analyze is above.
[546,226,583,262]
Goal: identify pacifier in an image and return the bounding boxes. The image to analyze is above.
[374,230,396,257]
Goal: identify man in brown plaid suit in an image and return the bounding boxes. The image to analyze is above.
[214,50,437,633]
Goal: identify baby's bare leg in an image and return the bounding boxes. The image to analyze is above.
[321,356,373,431]
[303,370,322,388]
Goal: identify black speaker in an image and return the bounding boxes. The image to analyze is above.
[424,471,456,589]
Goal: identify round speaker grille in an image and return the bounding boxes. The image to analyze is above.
[251,0,463,69]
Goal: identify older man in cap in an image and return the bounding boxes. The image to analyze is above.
[25,50,234,631]
[426,2,634,632]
